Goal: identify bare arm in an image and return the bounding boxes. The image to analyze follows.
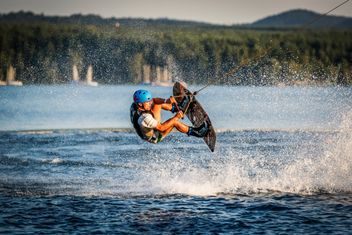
[153,97,177,111]
[153,97,177,104]
[153,98,166,104]
[155,111,183,132]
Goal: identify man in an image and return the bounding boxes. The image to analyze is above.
[130,89,208,143]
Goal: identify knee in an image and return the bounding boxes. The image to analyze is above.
[156,123,169,132]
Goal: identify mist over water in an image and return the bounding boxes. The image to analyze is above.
[1,85,351,233]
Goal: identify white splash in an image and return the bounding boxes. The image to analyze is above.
[50,158,63,164]
[280,111,352,193]
[134,112,352,196]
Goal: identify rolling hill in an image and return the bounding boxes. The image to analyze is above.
[0,11,214,28]
[1,9,351,29]
[251,9,352,28]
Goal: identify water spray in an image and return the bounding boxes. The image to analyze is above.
[191,0,351,96]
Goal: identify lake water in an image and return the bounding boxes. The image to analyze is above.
[1,85,352,131]
[1,85,351,234]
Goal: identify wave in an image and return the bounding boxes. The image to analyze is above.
[0,155,144,170]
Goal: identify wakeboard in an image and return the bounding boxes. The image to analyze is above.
[173,81,216,152]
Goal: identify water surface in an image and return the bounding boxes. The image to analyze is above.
[1,85,351,234]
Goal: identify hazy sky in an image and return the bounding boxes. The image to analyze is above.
[0,0,351,24]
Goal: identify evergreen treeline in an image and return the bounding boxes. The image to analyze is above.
[0,21,351,85]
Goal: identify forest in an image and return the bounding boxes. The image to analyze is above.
[0,16,351,85]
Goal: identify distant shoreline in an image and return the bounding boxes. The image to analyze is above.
[1,11,351,86]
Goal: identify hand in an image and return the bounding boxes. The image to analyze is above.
[175,110,184,119]
[169,96,177,104]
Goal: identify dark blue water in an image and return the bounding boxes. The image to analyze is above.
[1,193,351,234]
[1,85,352,234]
[1,129,351,234]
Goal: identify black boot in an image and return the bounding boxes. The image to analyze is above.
[187,121,208,137]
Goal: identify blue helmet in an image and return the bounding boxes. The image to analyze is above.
[133,89,152,104]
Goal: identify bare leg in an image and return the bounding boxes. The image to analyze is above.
[158,118,189,137]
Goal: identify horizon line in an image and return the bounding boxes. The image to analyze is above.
[1,8,351,26]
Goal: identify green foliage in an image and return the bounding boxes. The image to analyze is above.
[0,21,351,85]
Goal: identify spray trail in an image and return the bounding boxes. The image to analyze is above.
[135,113,352,196]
